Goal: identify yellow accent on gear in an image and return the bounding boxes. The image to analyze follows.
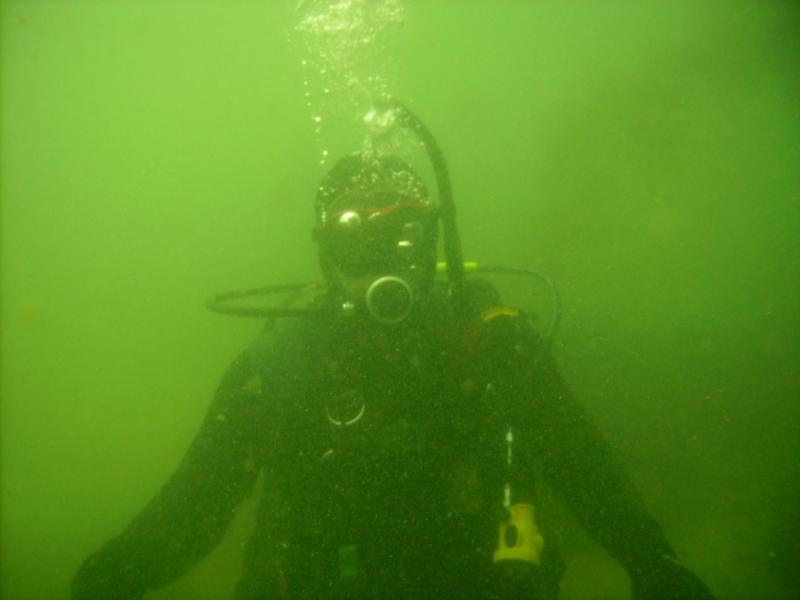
[436,261,479,273]
[481,306,520,322]
[493,503,544,566]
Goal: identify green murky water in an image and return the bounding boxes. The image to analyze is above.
[2,2,798,598]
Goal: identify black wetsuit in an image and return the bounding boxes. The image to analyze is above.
[72,286,712,599]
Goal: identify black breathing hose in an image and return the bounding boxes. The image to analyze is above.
[381,99,467,317]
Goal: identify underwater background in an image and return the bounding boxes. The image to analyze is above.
[1,1,798,599]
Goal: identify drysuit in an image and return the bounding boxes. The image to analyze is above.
[72,287,713,599]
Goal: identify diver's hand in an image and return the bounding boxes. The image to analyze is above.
[629,556,716,600]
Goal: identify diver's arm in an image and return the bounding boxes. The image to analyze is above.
[71,351,266,600]
[528,353,715,599]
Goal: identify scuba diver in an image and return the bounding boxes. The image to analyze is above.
[71,102,715,599]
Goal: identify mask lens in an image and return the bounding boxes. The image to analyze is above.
[323,205,433,276]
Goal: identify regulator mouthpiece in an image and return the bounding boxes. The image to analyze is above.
[365,276,414,323]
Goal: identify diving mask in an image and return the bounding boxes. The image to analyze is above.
[315,203,437,323]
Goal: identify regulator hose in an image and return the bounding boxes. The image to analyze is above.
[377,98,467,317]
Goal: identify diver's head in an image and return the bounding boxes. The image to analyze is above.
[313,154,438,323]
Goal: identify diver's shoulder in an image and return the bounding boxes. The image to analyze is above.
[243,317,316,366]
